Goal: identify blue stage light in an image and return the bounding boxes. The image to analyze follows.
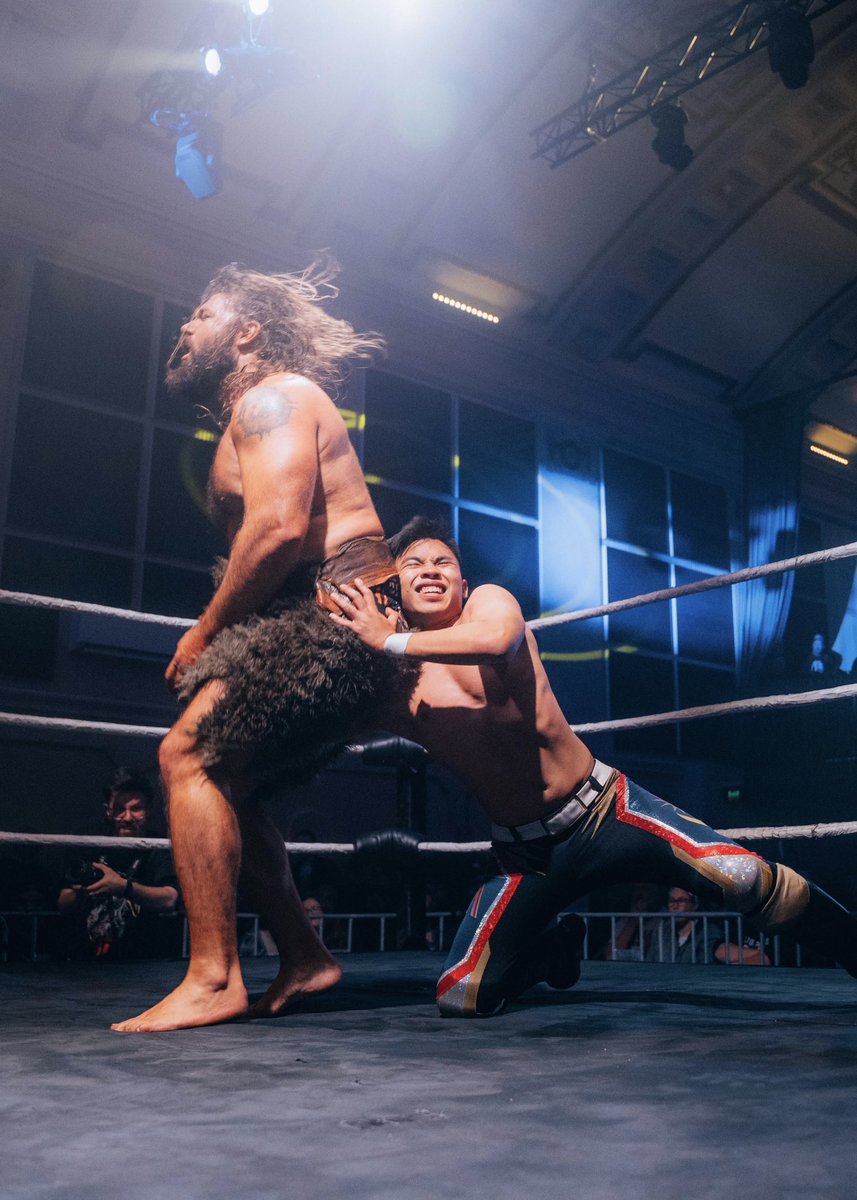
[175,121,223,199]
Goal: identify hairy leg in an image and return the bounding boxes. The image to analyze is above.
[112,683,249,1032]
[237,802,341,1018]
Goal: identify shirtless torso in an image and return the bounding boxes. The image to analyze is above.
[398,623,592,827]
[330,537,593,827]
[208,370,382,561]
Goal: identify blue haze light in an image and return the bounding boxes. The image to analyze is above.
[175,123,222,199]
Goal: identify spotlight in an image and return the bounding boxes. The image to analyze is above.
[201,47,223,78]
[650,102,693,170]
[767,7,814,90]
[244,0,271,15]
[174,119,223,199]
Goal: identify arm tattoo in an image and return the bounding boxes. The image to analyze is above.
[236,389,296,438]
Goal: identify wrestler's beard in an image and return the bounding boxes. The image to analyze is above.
[164,336,238,412]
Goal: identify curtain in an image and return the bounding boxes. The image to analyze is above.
[735,400,805,690]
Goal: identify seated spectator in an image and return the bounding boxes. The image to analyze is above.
[647,888,725,964]
[805,633,843,679]
[602,883,664,960]
[303,896,324,935]
[57,768,179,960]
[715,930,771,966]
[648,888,770,965]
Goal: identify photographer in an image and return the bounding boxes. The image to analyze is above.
[58,769,179,960]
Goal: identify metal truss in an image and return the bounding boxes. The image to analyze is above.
[531,0,850,167]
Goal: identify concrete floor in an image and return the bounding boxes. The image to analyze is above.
[3,954,857,1200]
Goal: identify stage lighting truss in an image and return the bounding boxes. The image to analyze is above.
[531,0,849,168]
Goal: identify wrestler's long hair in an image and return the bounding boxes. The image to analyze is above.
[203,261,385,417]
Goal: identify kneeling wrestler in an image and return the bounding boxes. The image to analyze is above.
[333,516,857,1017]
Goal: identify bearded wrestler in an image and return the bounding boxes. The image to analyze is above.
[112,264,417,1032]
[333,517,857,1017]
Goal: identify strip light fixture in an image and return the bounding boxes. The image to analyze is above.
[432,292,500,324]
[809,443,849,466]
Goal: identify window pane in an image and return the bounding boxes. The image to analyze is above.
[142,562,213,620]
[671,472,730,568]
[22,261,153,412]
[538,622,608,726]
[459,399,536,516]
[0,604,59,682]
[2,536,133,607]
[675,567,735,665]
[367,484,451,540]
[146,430,223,563]
[604,450,668,552]
[678,664,738,761]
[155,300,193,424]
[8,395,141,548]
[606,548,671,654]
[610,652,676,756]
[364,371,452,494]
[458,510,539,619]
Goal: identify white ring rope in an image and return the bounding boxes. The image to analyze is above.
[4,680,857,743]
[4,548,857,853]
[4,539,857,635]
[572,681,857,734]
[0,588,192,628]
[528,540,857,630]
[3,821,857,852]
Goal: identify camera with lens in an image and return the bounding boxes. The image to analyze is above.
[65,859,105,888]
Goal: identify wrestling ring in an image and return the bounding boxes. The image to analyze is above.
[3,541,857,1200]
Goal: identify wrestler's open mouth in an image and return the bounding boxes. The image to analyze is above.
[167,340,190,370]
[416,584,445,595]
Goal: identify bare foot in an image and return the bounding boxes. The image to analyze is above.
[111,974,249,1033]
[249,959,342,1019]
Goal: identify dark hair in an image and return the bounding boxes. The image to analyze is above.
[104,768,154,805]
[387,516,461,565]
[202,261,385,412]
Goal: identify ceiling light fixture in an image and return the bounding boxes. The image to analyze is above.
[432,293,500,324]
[809,444,849,466]
[650,101,693,170]
[767,7,815,90]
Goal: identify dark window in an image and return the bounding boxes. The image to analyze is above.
[458,510,539,619]
[0,605,59,681]
[364,371,452,494]
[8,395,140,548]
[606,548,671,654]
[2,536,133,607]
[459,399,536,517]
[538,624,608,727]
[155,300,193,424]
[677,663,738,761]
[671,472,730,568]
[367,484,452,541]
[142,562,213,620]
[604,450,668,553]
[610,652,676,756]
[22,261,153,412]
[675,567,735,665]
[146,430,223,563]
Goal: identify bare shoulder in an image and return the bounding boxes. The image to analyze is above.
[232,374,322,441]
[461,584,523,618]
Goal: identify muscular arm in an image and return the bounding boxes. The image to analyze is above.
[403,586,525,663]
[332,582,526,664]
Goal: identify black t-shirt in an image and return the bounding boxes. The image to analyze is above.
[61,846,179,960]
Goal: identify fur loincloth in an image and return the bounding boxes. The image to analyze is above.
[178,556,419,786]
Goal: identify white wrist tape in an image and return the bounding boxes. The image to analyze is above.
[384,632,413,656]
